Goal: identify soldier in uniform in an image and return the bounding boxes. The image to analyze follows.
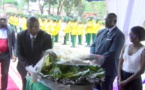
[78,21,85,45]
[70,18,78,47]
[85,18,94,46]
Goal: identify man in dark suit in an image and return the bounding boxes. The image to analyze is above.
[16,16,52,90]
[90,13,125,90]
[0,13,16,90]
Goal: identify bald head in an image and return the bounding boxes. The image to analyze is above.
[107,13,117,21]
[105,13,117,28]
[27,16,38,23]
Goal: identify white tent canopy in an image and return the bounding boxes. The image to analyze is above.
[106,0,145,43]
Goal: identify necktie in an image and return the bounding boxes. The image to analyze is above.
[102,30,109,41]
[31,37,35,48]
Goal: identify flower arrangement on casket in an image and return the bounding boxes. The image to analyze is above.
[35,49,105,85]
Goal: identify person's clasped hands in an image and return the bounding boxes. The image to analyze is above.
[117,78,128,90]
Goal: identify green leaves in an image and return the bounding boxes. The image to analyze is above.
[41,52,105,85]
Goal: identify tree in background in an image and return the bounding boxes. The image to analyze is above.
[47,0,57,15]
[56,0,67,15]
[37,0,48,14]
[0,0,18,12]
[3,0,18,6]
[1,0,107,19]
[83,1,106,18]
[64,0,75,16]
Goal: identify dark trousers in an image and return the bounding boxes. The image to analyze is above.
[17,62,27,90]
[22,78,26,90]
[63,33,69,44]
[92,33,96,42]
[71,35,76,47]
[55,34,59,42]
[120,70,142,90]
[78,35,82,45]
[0,53,10,90]
[86,33,92,46]
[67,33,70,41]
[95,76,116,90]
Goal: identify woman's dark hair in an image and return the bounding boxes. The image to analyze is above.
[131,26,145,41]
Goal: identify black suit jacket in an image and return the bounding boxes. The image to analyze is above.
[16,30,52,77]
[7,26,16,57]
[0,26,16,60]
[90,26,125,77]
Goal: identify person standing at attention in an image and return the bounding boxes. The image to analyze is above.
[90,13,125,90]
[16,16,52,90]
[0,13,16,90]
[118,26,145,90]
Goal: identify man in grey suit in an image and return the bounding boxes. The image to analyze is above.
[90,13,125,90]
[16,16,52,90]
[0,13,16,90]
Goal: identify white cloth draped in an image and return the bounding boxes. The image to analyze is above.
[106,0,145,43]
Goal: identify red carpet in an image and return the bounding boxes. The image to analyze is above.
[0,75,19,90]
[0,64,19,90]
